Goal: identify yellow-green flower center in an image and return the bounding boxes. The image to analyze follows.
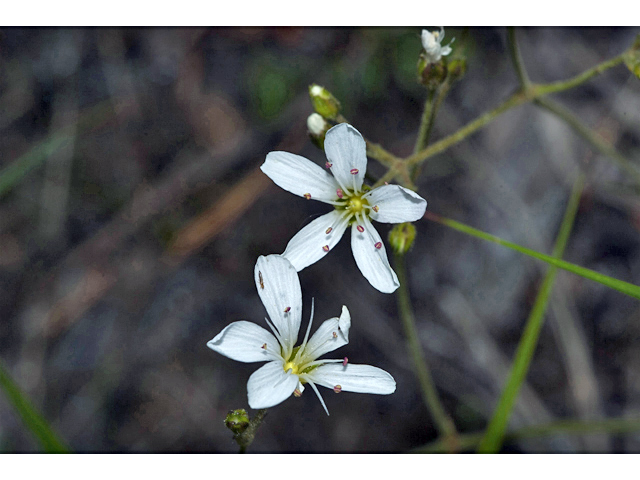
[283,361,300,375]
[347,195,368,214]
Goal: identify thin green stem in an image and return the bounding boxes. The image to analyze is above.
[534,96,640,183]
[414,90,436,155]
[414,416,640,453]
[535,54,626,96]
[507,27,531,89]
[236,409,267,454]
[393,252,457,444]
[405,91,529,169]
[0,359,70,453]
[476,174,584,453]
[423,211,640,301]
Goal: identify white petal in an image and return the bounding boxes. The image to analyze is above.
[247,361,299,409]
[255,255,302,354]
[350,219,399,293]
[324,124,367,195]
[302,306,351,360]
[282,210,349,272]
[261,151,340,204]
[207,321,279,363]
[307,363,396,394]
[364,184,427,223]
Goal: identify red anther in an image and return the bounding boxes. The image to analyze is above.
[372,205,379,212]
[304,193,312,200]
[294,388,302,397]
[284,306,291,313]
[356,225,364,233]
[325,162,333,169]
[374,242,382,249]
[325,227,333,234]
[332,331,338,338]
[384,182,389,185]
[322,245,330,252]
[261,343,267,349]
[343,357,348,366]
[350,168,359,175]
[336,189,344,199]
[333,385,342,393]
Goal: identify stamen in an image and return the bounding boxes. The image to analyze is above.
[294,298,315,365]
[308,381,330,416]
[325,162,332,169]
[303,193,312,200]
[332,331,337,338]
[374,242,382,249]
[333,385,342,393]
[258,271,264,289]
[322,245,329,252]
[384,182,389,185]
[350,168,359,175]
[343,357,348,366]
[372,205,379,212]
[293,388,302,397]
[325,227,333,234]
[284,306,291,313]
[261,343,267,349]
[336,188,344,199]
[357,225,364,233]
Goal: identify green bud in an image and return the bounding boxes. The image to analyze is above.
[417,54,447,90]
[224,409,250,436]
[307,113,330,149]
[624,34,640,80]
[447,57,467,83]
[388,222,417,255]
[309,84,342,120]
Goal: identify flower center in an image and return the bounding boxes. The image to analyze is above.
[347,195,367,214]
[283,360,300,375]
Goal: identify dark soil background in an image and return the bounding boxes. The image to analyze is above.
[1,27,640,452]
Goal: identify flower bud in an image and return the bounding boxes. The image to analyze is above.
[418,54,448,89]
[447,57,467,83]
[388,222,417,255]
[624,34,640,80]
[307,113,330,149]
[224,409,250,435]
[309,84,342,120]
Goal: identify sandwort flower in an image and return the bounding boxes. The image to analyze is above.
[207,255,396,415]
[261,123,427,293]
[421,27,453,64]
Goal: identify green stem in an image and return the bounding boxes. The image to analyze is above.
[415,416,640,453]
[236,409,267,453]
[535,54,626,96]
[534,96,640,183]
[0,359,70,453]
[405,91,529,169]
[414,90,436,155]
[423,211,640,301]
[476,174,584,453]
[393,252,457,443]
[507,27,531,89]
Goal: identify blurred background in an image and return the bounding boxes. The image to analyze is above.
[1,27,640,452]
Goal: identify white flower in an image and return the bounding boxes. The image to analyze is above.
[261,123,427,293]
[421,27,453,64]
[207,255,396,415]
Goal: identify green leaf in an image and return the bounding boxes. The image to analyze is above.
[0,360,70,453]
[476,175,584,453]
[424,210,640,301]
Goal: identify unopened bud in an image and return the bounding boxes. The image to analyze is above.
[309,84,341,120]
[307,113,330,149]
[624,34,640,80]
[224,409,250,436]
[447,57,467,83]
[418,55,448,89]
[388,222,417,255]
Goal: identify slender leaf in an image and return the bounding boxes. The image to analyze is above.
[477,175,584,453]
[0,360,70,453]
